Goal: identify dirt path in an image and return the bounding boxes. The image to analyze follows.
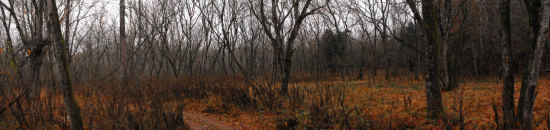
[183,111,247,130]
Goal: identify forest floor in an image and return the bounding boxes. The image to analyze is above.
[183,100,275,129]
[182,110,239,130]
[183,76,550,129]
[1,75,548,129]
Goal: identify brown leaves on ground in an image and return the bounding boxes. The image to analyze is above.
[184,75,550,129]
[0,75,548,129]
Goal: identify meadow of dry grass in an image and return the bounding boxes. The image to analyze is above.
[0,74,549,129]
[184,75,550,129]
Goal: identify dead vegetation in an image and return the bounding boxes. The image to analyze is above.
[0,78,190,129]
[1,72,549,129]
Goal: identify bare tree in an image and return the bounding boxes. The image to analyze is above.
[498,0,514,129]
[248,0,328,94]
[516,0,549,129]
[120,0,128,85]
[0,6,21,82]
[45,0,84,129]
[0,0,50,89]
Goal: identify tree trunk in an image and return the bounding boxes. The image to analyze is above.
[64,0,71,64]
[249,0,325,94]
[475,0,484,77]
[281,53,292,94]
[46,0,84,129]
[372,31,378,85]
[499,0,515,129]
[517,0,549,129]
[120,0,128,86]
[413,0,445,119]
[281,30,297,94]
[446,47,458,91]
[442,39,449,90]
[442,40,459,91]
[30,56,42,89]
[359,42,365,80]
[472,40,478,76]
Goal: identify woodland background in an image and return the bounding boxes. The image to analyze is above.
[0,0,549,129]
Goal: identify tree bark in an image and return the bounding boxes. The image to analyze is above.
[45,0,84,129]
[120,0,128,86]
[499,0,515,129]
[517,0,549,129]
[407,0,444,119]
[64,0,71,63]
[421,0,444,119]
[441,0,450,91]
[281,52,293,94]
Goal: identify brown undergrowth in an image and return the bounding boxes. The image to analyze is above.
[0,77,190,129]
[176,74,550,129]
[0,74,549,129]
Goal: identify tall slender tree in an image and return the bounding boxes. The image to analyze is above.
[517,0,549,129]
[45,0,84,129]
[498,0,515,129]
[120,0,128,86]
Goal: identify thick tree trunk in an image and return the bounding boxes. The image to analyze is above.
[517,0,549,129]
[423,0,444,119]
[46,0,84,129]
[406,0,444,119]
[419,0,445,119]
[499,0,515,129]
[281,33,297,94]
[281,55,292,94]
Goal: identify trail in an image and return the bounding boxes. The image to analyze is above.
[183,110,247,130]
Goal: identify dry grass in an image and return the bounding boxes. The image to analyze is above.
[0,78,190,129]
[0,74,549,129]
[186,74,550,129]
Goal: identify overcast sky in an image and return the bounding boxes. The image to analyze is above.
[100,0,120,20]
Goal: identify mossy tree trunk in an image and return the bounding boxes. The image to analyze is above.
[45,0,84,129]
[406,0,444,119]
